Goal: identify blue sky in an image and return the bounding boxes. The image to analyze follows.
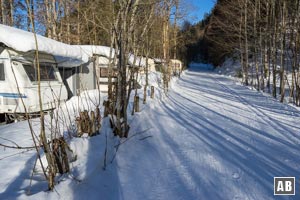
[185,0,216,23]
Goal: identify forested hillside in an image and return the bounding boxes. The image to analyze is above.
[183,0,300,106]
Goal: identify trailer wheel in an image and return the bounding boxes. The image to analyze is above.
[0,114,5,123]
[5,114,17,123]
[5,114,12,123]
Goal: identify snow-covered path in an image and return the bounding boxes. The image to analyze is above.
[114,66,300,200]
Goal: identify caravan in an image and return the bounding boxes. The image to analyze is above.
[0,47,68,120]
[59,45,118,95]
[0,24,157,122]
[0,24,87,122]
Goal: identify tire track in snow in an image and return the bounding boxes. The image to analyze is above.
[166,73,249,196]
[210,74,300,147]
[209,75,300,193]
[114,70,300,200]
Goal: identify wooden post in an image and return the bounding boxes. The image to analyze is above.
[103,100,109,117]
[134,96,140,112]
[53,137,70,174]
[84,110,91,135]
[76,116,82,137]
[80,111,86,133]
[95,107,101,130]
[151,86,154,99]
[90,111,96,136]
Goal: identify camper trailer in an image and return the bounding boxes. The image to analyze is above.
[59,45,155,96]
[133,57,156,75]
[170,59,182,76]
[147,58,156,73]
[96,55,118,92]
[153,58,166,72]
[0,46,68,121]
[60,45,118,94]
[0,24,87,122]
[59,55,118,95]
[59,58,97,98]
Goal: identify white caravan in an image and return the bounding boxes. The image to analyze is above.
[0,24,87,121]
[61,45,118,94]
[0,47,68,120]
[170,59,183,75]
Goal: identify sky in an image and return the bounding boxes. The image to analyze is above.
[185,0,216,23]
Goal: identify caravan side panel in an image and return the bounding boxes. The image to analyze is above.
[0,52,68,114]
[78,62,96,91]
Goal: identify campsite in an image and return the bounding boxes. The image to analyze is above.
[1,0,300,200]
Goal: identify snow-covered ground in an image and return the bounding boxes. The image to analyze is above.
[216,58,299,105]
[1,65,300,199]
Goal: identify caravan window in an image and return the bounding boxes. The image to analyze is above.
[100,67,108,77]
[0,63,4,81]
[100,67,118,78]
[23,63,57,81]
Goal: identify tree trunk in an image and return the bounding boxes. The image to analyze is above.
[134,96,140,112]
[77,1,80,44]
[239,4,244,83]
[151,86,154,98]
[25,0,57,190]
[254,0,260,90]
[279,0,286,102]
[271,0,277,98]
[45,0,52,38]
[0,0,5,24]
[244,0,249,86]
[51,0,57,40]
[65,0,70,44]
[9,0,13,26]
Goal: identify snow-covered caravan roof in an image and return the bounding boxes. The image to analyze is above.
[0,24,89,67]
[128,54,147,67]
[170,59,182,65]
[75,45,115,58]
[98,56,110,65]
[77,45,147,67]
[153,58,165,64]
[97,56,117,68]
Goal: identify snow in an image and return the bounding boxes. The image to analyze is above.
[1,65,300,199]
[215,58,242,78]
[0,25,161,72]
[128,54,147,67]
[153,58,165,64]
[75,45,114,59]
[0,25,150,68]
[75,45,147,67]
[0,24,88,67]
[189,62,214,70]
[216,57,299,106]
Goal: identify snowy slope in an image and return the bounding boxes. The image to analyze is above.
[1,66,300,199]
